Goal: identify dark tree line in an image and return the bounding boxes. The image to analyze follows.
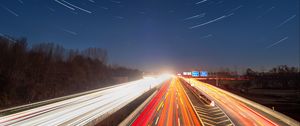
[0,36,142,108]
[242,65,299,89]
[203,66,299,91]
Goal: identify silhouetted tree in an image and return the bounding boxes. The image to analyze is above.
[241,66,299,90]
[0,36,142,108]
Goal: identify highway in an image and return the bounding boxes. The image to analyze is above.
[131,77,201,126]
[0,74,171,126]
[183,77,300,126]
[1,75,298,126]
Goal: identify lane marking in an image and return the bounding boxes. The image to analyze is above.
[204,122,215,126]
[155,116,159,125]
[217,119,230,124]
[201,118,217,124]
[156,102,164,112]
[215,115,227,119]
[180,98,183,104]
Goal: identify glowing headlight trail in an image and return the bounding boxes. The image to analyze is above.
[132,77,201,126]
[183,78,299,126]
[0,74,171,126]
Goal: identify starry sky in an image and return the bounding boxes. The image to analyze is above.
[0,0,299,72]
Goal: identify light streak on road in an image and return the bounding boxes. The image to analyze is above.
[132,77,201,126]
[0,74,171,126]
[183,78,299,126]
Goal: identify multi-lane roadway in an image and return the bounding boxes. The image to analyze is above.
[0,75,171,126]
[182,77,299,126]
[131,77,201,126]
[1,75,299,126]
[132,77,299,126]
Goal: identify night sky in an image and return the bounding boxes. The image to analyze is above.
[0,0,299,72]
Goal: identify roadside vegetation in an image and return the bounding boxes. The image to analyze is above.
[242,66,299,90]
[0,36,142,109]
[202,66,300,121]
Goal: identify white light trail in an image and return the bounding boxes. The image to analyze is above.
[54,0,75,11]
[275,15,296,28]
[183,13,205,21]
[190,13,233,29]
[61,0,92,14]
[1,5,19,17]
[0,74,171,126]
[266,37,289,48]
[257,6,275,19]
[60,28,78,35]
[88,0,95,3]
[110,0,121,4]
[18,0,24,4]
[196,0,208,5]
[227,5,243,13]
[200,34,213,39]
[100,6,108,10]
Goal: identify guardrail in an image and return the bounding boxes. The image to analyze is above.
[180,79,211,105]
[118,90,158,126]
[0,75,172,126]
[178,79,205,126]
[213,85,300,126]
[186,78,300,126]
[0,80,137,115]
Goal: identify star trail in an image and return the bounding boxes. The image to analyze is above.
[0,0,299,72]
